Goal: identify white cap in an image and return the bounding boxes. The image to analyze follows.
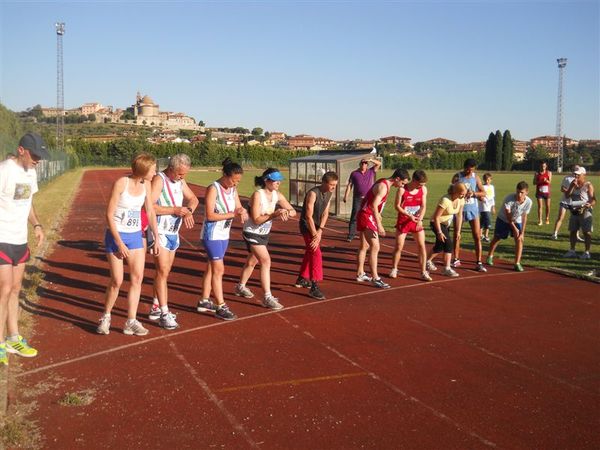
[573,166,586,175]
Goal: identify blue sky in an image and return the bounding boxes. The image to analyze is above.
[1,1,598,142]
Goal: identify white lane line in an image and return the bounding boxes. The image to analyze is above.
[168,340,259,449]
[407,317,598,395]
[17,271,533,379]
[277,315,497,448]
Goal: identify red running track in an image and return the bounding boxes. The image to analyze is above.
[16,169,600,449]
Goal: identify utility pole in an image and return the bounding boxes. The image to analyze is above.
[55,22,65,151]
[555,57,567,173]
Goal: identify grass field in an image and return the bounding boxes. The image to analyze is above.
[186,168,599,275]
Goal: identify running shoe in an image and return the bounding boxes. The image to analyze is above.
[197,298,217,313]
[123,319,149,336]
[234,283,254,298]
[545,219,550,225]
[421,271,433,282]
[356,272,372,282]
[388,268,399,279]
[580,251,591,260]
[426,260,438,272]
[371,278,390,289]
[442,268,459,278]
[563,249,577,258]
[576,233,585,242]
[537,221,543,226]
[481,236,490,243]
[451,259,461,268]
[262,294,284,310]
[96,314,111,335]
[215,304,237,321]
[0,343,7,366]
[514,263,524,272]
[159,312,179,330]
[148,304,161,321]
[5,335,38,357]
[475,262,487,273]
[294,277,311,289]
[550,233,558,240]
[309,283,326,300]
[486,255,494,266]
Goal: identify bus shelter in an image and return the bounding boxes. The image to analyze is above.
[288,152,377,217]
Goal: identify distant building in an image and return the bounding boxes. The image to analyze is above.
[530,135,578,154]
[81,102,103,115]
[453,142,484,153]
[424,137,457,146]
[354,140,377,150]
[128,92,199,130]
[287,135,316,150]
[379,136,412,147]
[513,140,529,161]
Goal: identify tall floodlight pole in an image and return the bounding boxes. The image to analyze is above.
[55,22,65,151]
[555,57,567,173]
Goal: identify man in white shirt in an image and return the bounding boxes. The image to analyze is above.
[0,133,50,365]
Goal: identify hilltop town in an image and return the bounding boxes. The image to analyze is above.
[21,93,599,160]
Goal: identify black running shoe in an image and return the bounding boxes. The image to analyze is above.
[215,304,237,321]
[309,283,326,300]
[294,276,311,288]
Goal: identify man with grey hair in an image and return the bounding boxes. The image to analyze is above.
[563,166,595,260]
[148,154,199,329]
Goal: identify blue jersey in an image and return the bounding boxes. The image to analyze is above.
[456,171,479,213]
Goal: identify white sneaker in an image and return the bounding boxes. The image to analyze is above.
[451,259,461,268]
[389,268,399,278]
[576,233,585,242]
[148,304,161,321]
[550,233,558,240]
[159,312,179,330]
[96,315,111,335]
[356,272,372,282]
[563,249,577,258]
[123,319,149,336]
[234,283,254,298]
[421,271,432,282]
[426,261,438,272]
[262,294,284,310]
[580,251,591,260]
[442,268,459,278]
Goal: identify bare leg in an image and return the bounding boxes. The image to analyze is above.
[391,232,407,271]
[357,232,369,276]
[415,230,427,274]
[544,198,551,223]
[252,246,271,294]
[239,253,258,286]
[125,248,146,320]
[210,260,225,306]
[365,230,381,280]
[201,261,212,300]
[103,253,124,315]
[470,219,482,263]
[154,249,176,308]
[537,198,543,224]
[6,264,26,336]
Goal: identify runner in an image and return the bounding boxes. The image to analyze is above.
[343,157,381,241]
[451,158,487,272]
[97,153,160,336]
[0,133,50,364]
[235,168,296,310]
[563,166,595,259]
[196,158,248,320]
[389,170,430,281]
[148,154,198,329]
[533,161,552,225]
[551,165,583,241]
[295,171,338,300]
[426,182,467,278]
[486,181,532,272]
[356,168,410,288]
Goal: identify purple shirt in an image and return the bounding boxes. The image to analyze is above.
[349,167,376,198]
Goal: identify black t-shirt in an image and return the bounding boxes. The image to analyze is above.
[299,186,332,235]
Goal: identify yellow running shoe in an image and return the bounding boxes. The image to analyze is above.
[6,335,38,357]
[0,343,8,365]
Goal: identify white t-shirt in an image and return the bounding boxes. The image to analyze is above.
[497,193,532,224]
[0,158,39,245]
[479,184,495,212]
[561,175,575,202]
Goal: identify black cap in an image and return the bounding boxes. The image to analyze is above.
[19,133,50,160]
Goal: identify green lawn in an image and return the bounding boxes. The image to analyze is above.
[186,168,599,275]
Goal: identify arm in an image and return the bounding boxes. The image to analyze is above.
[548,171,552,183]
[520,213,528,239]
[234,190,248,223]
[181,180,199,229]
[315,197,332,249]
[431,205,446,242]
[474,176,486,199]
[454,203,464,239]
[249,191,277,226]
[370,158,382,172]
[370,183,387,235]
[303,191,322,249]
[28,205,44,248]
[587,183,595,208]
[394,187,404,214]
[144,183,160,256]
[343,178,353,203]
[275,193,297,221]
[417,186,427,223]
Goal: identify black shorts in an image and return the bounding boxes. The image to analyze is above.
[480,211,492,229]
[0,243,30,266]
[242,231,270,252]
[430,222,453,254]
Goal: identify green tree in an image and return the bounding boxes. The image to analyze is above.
[494,130,503,170]
[484,132,495,169]
[251,127,263,137]
[502,129,513,171]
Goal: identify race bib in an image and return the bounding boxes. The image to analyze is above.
[119,210,141,230]
[465,197,476,205]
[405,205,420,215]
[539,185,549,193]
[160,215,182,234]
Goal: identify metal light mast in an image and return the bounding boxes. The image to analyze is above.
[55,22,65,151]
[555,57,567,173]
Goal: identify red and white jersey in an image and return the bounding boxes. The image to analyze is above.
[360,178,390,216]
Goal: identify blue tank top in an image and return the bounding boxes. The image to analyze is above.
[456,171,479,213]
